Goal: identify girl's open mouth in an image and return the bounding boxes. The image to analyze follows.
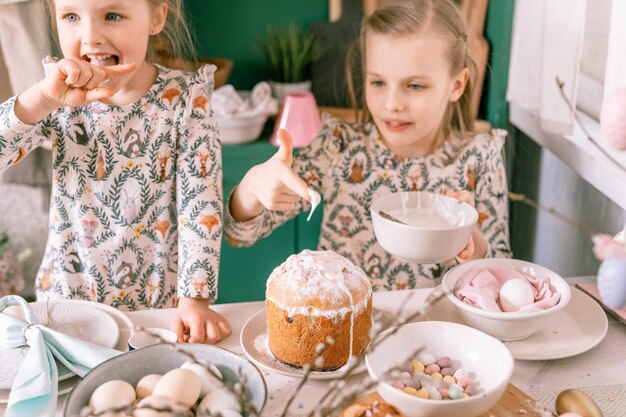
[83,54,119,67]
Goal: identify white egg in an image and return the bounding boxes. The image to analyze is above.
[89,380,136,413]
[136,374,162,398]
[153,368,201,407]
[197,386,241,416]
[134,395,188,417]
[180,360,224,397]
[499,278,535,312]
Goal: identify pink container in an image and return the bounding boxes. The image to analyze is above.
[271,92,321,148]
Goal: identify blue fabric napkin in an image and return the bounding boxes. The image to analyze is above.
[0,295,123,417]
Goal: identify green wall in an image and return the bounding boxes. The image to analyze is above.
[483,0,515,128]
[186,1,328,90]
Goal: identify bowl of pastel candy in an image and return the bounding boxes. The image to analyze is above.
[442,258,571,341]
[64,343,266,417]
[365,321,514,417]
[370,191,478,264]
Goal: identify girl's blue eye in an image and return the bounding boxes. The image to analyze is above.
[105,13,122,21]
[65,13,78,22]
[370,80,385,87]
[408,83,424,90]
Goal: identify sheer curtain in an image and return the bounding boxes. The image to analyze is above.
[506,0,626,276]
[506,0,587,135]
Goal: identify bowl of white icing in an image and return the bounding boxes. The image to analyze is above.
[370,191,478,264]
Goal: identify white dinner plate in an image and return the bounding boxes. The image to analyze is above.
[0,301,119,390]
[240,308,386,380]
[66,300,134,352]
[423,286,608,361]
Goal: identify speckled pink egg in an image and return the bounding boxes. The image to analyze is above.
[600,87,626,150]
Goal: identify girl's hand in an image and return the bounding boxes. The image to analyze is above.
[39,58,137,107]
[445,190,487,263]
[230,129,310,221]
[171,297,232,344]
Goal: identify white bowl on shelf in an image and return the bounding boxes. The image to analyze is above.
[218,113,269,145]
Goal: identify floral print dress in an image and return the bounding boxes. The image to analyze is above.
[225,113,511,290]
[0,64,222,310]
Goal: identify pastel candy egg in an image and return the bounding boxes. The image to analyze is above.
[391,380,405,389]
[464,384,478,396]
[399,361,413,373]
[448,384,464,400]
[499,278,535,312]
[424,364,440,375]
[402,386,418,396]
[414,388,429,399]
[430,372,443,381]
[425,386,442,400]
[417,353,436,366]
[438,388,449,399]
[410,359,425,372]
[404,378,421,389]
[441,367,455,376]
[443,375,456,385]
[457,377,473,388]
[436,356,452,368]
[453,368,467,380]
[399,371,412,382]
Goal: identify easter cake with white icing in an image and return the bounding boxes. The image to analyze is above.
[265,250,372,370]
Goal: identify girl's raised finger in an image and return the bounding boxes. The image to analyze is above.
[103,63,137,79]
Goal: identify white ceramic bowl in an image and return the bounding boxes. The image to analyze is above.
[371,192,478,264]
[366,321,513,417]
[442,258,572,341]
[64,343,266,417]
[218,113,268,145]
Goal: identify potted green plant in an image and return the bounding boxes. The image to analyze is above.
[258,22,324,103]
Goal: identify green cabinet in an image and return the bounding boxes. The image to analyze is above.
[217,137,322,303]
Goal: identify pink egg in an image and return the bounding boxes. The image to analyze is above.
[600,87,626,150]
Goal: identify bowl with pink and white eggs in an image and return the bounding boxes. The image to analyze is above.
[365,321,514,417]
[441,258,571,341]
[64,343,266,417]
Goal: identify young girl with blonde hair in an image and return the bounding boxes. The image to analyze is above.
[0,0,231,343]
[226,0,511,290]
